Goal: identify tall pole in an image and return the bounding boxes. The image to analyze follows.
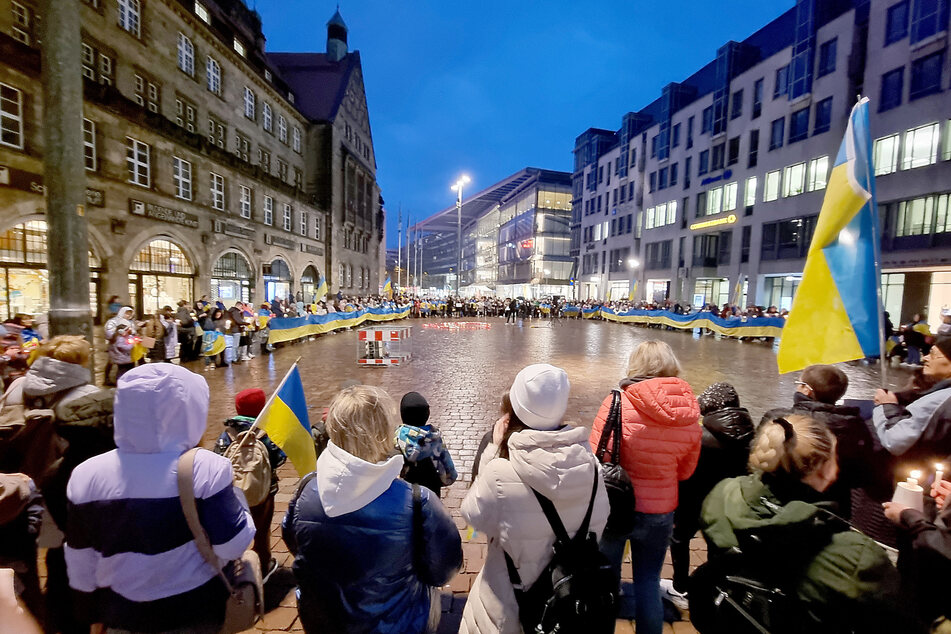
[405,216,411,295]
[455,186,462,297]
[397,204,402,290]
[41,0,91,343]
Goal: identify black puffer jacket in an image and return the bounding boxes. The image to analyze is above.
[898,483,951,627]
[678,406,754,520]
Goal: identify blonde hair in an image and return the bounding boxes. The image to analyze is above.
[33,335,91,367]
[325,385,397,463]
[748,414,835,479]
[627,340,682,378]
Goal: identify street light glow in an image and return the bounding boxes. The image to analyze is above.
[627,258,640,268]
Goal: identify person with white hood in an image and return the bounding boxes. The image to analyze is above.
[103,306,136,385]
[63,364,255,632]
[283,385,462,634]
[460,363,609,634]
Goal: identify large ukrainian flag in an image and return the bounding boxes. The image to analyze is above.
[257,365,316,475]
[382,276,393,299]
[777,98,881,374]
[315,274,328,300]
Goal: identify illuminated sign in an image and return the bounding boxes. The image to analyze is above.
[690,214,737,231]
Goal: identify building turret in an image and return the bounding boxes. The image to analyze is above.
[326,10,348,62]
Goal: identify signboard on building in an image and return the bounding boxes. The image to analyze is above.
[0,164,105,206]
[129,199,200,228]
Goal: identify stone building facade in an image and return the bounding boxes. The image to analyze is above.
[0,0,381,322]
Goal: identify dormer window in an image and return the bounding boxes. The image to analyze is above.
[233,38,246,57]
[195,1,209,23]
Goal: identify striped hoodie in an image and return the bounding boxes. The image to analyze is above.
[64,364,255,631]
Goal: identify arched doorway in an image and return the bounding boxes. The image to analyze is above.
[0,219,103,321]
[212,251,254,304]
[300,265,320,302]
[129,238,194,315]
[264,258,292,302]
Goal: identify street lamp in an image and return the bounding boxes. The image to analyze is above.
[450,175,470,297]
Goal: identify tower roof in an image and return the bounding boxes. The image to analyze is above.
[327,10,347,29]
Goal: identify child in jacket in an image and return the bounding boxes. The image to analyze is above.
[396,392,457,496]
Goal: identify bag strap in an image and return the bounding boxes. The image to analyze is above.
[176,448,236,595]
[529,469,600,546]
[611,392,623,464]
[595,390,622,462]
[412,483,428,582]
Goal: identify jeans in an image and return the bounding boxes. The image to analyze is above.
[600,511,674,634]
[907,344,921,365]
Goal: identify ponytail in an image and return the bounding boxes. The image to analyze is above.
[748,414,834,479]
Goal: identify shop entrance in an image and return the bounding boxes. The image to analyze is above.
[264,258,292,303]
[301,265,320,303]
[212,251,253,305]
[129,238,194,316]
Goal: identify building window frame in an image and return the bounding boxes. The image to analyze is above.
[807,156,829,192]
[206,57,222,95]
[210,172,225,211]
[118,0,141,38]
[83,118,96,170]
[173,156,192,200]
[282,203,292,232]
[0,83,24,150]
[177,33,195,77]
[262,102,272,132]
[875,133,901,175]
[263,195,273,226]
[902,122,940,170]
[126,137,150,188]
[239,185,252,219]
[243,87,255,120]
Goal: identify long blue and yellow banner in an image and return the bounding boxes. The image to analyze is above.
[598,307,785,338]
[267,305,411,344]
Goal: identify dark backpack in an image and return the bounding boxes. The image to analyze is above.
[595,389,637,534]
[504,473,617,634]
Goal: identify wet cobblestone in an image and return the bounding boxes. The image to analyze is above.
[181,316,906,633]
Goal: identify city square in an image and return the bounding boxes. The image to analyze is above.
[2,0,951,632]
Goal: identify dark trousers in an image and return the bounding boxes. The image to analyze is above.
[249,492,275,567]
[46,546,86,634]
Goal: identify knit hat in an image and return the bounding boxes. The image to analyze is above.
[235,388,267,418]
[400,391,430,426]
[697,382,740,415]
[509,364,570,431]
[934,335,951,361]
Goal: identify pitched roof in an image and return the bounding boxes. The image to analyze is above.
[268,51,361,122]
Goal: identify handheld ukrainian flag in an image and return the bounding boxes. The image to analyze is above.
[777,98,881,374]
[254,361,316,476]
[382,276,393,299]
[628,280,638,302]
[315,274,328,300]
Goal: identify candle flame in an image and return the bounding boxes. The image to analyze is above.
[910,469,922,479]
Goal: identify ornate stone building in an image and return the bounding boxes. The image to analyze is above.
[0,0,382,321]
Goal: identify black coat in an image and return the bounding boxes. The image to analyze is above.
[898,485,951,625]
[679,407,755,522]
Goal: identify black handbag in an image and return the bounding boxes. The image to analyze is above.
[595,389,637,535]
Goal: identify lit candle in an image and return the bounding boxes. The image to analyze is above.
[937,464,946,484]
[908,470,922,487]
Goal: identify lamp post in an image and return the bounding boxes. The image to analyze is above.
[451,175,470,297]
[627,258,640,301]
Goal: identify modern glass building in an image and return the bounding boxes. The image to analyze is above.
[410,168,573,298]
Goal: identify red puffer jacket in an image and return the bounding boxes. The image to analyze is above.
[590,377,702,514]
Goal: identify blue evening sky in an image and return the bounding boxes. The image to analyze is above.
[254,0,794,247]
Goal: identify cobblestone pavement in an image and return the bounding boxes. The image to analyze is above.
[180,315,904,634]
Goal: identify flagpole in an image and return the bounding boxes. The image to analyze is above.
[248,355,304,435]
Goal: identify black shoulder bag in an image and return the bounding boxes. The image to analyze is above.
[412,483,441,586]
[595,389,637,535]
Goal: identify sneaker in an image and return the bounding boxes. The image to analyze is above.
[262,558,279,584]
[660,578,689,611]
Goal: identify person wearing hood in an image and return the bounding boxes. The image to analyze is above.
[661,382,754,610]
[283,385,462,634]
[695,414,903,633]
[64,364,254,632]
[2,336,115,634]
[588,341,701,633]
[460,364,609,634]
[103,306,136,385]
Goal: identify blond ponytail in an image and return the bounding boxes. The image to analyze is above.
[748,414,834,479]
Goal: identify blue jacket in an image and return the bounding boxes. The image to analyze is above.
[283,441,462,634]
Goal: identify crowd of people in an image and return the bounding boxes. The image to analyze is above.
[0,325,949,633]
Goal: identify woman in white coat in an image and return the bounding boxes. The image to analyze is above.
[460,363,609,634]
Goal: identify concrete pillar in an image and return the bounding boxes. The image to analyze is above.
[41,0,91,341]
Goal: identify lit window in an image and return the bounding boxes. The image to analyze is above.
[764,170,780,202]
[283,204,292,231]
[875,134,901,175]
[83,119,96,171]
[707,186,723,216]
[210,172,225,210]
[243,87,255,120]
[173,157,192,200]
[782,162,806,197]
[240,186,251,219]
[807,156,829,191]
[206,57,221,95]
[126,137,150,187]
[234,37,246,57]
[745,176,757,207]
[902,122,940,170]
[723,182,738,211]
[177,33,195,76]
[0,83,24,149]
[195,1,210,23]
[263,195,273,226]
[263,102,272,132]
[895,194,950,236]
[666,200,678,225]
[118,0,141,38]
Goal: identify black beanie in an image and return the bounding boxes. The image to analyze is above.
[400,391,430,426]
[934,335,951,361]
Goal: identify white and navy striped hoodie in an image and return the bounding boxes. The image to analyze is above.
[64,364,255,631]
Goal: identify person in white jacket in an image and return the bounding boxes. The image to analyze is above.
[64,364,255,632]
[460,363,610,634]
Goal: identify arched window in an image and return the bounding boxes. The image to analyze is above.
[130,238,193,274]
